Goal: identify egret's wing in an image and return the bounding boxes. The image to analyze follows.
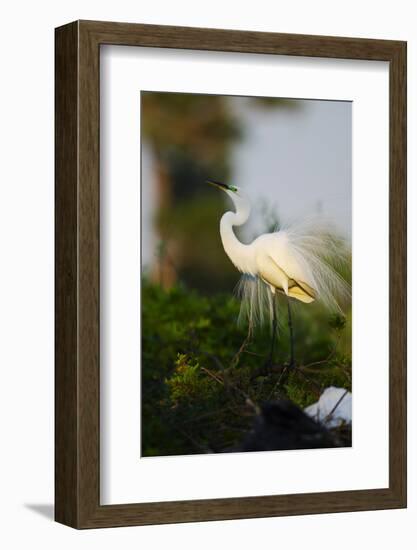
[258,225,350,311]
[236,219,351,328]
[257,233,316,288]
[282,222,351,312]
[260,252,316,304]
[288,279,316,303]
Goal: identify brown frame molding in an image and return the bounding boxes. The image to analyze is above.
[55,20,407,529]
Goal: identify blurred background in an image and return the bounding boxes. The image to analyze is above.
[141,92,351,294]
[140,92,352,457]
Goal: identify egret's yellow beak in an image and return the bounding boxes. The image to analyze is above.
[206,179,229,191]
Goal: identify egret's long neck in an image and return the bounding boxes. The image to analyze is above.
[220,193,255,274]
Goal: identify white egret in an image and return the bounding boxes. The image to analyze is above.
[208,179,350,368]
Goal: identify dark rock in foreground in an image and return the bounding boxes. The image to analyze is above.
[234,400,350,452]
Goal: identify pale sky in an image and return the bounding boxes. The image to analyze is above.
[231,97,352,240]
[142,97,352,266]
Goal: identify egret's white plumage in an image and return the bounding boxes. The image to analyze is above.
[210,181,350,328]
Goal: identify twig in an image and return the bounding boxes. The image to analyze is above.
[324,389,349,423]
[267,372,287,400]
[302,332,342,370]
[249,361,287,381]
[201,366,260,415]
[200,366,224,386]
[243,350,264,358]
[264,364,320,400]
[231,323,253,367]
[275,364,290,390]
[188,347,228,375]
[294,368,322,397]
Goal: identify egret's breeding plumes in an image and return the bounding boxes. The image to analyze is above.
[207,179,351,367]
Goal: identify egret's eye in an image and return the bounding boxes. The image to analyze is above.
[229,185,238,193]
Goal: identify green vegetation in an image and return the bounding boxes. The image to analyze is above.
[141,280,351,457]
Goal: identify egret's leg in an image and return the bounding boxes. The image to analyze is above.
[268,292,278,365]
[287,297,295,368]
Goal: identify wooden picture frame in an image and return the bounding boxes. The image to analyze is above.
[55,20,407,528]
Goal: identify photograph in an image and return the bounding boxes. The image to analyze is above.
[140,91,353,457]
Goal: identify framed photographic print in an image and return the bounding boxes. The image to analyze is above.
[55,20,407,528]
